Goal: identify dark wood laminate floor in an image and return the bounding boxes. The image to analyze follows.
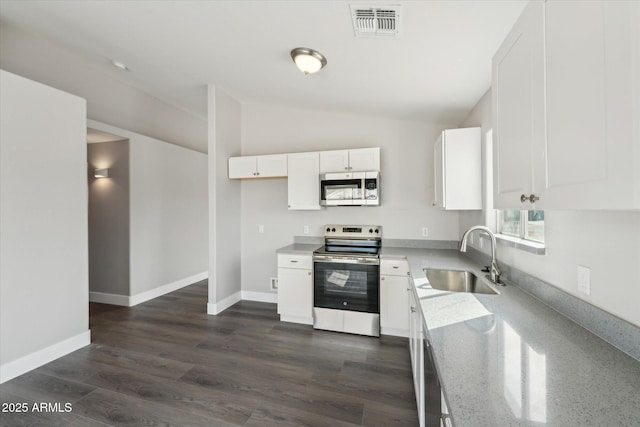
[0,280,418,426]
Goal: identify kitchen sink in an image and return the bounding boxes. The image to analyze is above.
[423,268,498,295]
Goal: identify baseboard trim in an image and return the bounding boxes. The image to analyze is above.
[89,291,130,306]
[280,315,313,325]
[130,271,208,306]
[89,271,208,307]
[241,290,277,304]
[207,291,241,315]
[0,330,91,384]
[381,327,409,338]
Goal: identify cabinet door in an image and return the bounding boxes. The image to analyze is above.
[443,128,482,210]
[287,152,322,210]
[319,150,349,173]
[277,267,312,320]
[228,156,256,179]
[492,1,545,209]
[380,275,410,334]
[256,154,287,178]
[541,0,639,209]
[349,148,380,172]
[408,288,424,425]
[433,133,444,208]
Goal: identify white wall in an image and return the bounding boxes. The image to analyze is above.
[207,86,242,313]
[0,70,90,382]
[240,103,459,296]
[459,90,640,327]
[0,21,207,153]
[87,120,208,303]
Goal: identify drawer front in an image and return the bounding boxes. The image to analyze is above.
[380,259,410,276]
[277,253,312,270]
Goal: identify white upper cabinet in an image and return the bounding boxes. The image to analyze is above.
[541,0,639,209]
[319,150,349,173]
[492,0,545,209]
[319,148,380,173]
[228,154,287,179]
[433,127,482,210]
[493,0,640,210]
[287,152,322,210]
[348,148,380,172]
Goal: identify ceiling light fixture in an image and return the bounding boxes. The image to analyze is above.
[112,60,129,71]
[290,47,327,75]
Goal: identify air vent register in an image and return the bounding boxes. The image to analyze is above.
[350,5,401,38]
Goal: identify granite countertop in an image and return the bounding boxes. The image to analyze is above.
[276,243,322,255]
[381,247,640,426]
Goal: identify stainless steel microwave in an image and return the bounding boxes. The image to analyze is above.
[320,171,380,206]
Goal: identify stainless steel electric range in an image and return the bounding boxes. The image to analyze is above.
[312,225,382,337]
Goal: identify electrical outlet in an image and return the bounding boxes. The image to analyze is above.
[258,224,264,233]
[422,227,429,238]
[270,277,278,290]
[577,265,591,295]
[303,225,309,234]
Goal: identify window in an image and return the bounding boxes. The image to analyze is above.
[498,210,545,243]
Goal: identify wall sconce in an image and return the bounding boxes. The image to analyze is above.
[94,168,109,178]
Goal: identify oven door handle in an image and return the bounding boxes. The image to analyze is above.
[313,255,380,265]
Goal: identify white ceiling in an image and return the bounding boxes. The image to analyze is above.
[0,0,526,124]
[86,128,126,144]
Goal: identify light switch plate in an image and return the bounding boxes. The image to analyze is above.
[577,265,591,295]
[303,225,309,234]
[422,227,429,238]
[258,224,264,233]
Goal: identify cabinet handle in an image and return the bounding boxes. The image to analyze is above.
[308,271,312,276]
[411,306,416,313]
[290,260,298,263]
[520,194,539,203]
[392,266,399,269]
[381,277,386,281]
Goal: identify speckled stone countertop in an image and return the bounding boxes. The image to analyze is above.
[381,247,640,427]
[276,243,322,255]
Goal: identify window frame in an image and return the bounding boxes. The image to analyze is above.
[497,210,545,244]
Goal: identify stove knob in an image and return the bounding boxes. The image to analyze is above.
[331,228,336,232]
[369,228,373,233]
[326,227,331,233]
[375,229,379,234]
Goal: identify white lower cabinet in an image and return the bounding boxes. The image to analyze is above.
[380,259,410,337]
[277,254,313,325]
[408,288,425,427]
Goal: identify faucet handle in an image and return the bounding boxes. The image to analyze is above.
[481,266,490,273]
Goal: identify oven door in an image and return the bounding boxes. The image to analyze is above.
[313,256,380,313]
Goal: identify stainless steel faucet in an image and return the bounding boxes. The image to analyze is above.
[459,225,504,286]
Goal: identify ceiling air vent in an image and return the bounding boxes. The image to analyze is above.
[350,5,401,38]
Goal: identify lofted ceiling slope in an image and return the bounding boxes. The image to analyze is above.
[0,0,526,125]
